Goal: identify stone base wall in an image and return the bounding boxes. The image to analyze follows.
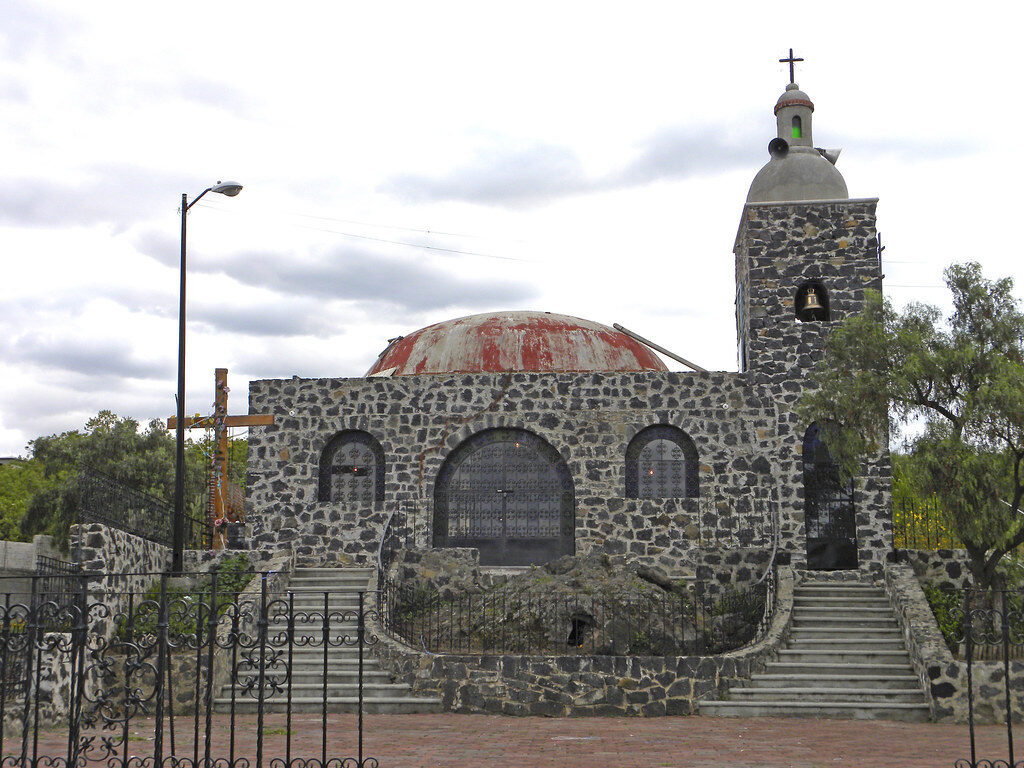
[71,523,170,582]
[900,549,972,592]
[794,568,876,585]
[70,523,170,640]
[695,547,773,597]
[884,562,1024,723]
[371,567,793,716]
[250,505,389,568]
[185,546,289,573]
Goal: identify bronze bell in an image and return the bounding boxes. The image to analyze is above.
[797,286,828,322]
[802,288,824,313]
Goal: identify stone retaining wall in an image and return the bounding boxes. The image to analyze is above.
[696,547,773,597]
[900,549,972,591]
[884,562,1024,723]
[71,523,170,584]
[371,567,793,716]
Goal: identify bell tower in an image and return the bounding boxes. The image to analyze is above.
[735,55,881,384]
[734,53,889,575]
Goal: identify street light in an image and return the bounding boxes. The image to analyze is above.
[173,181,243,572]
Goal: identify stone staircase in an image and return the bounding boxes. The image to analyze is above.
[213,567,440,714]
[701,579,930,721]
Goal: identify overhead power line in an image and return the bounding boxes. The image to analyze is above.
[288,211,526,243]
[197,203,535,263]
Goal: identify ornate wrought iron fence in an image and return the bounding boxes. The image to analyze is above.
[954,589,1024,768]
[77,468,211,549]
[893,498,960,550]
[378,575,769,656]
[0,572,378,768]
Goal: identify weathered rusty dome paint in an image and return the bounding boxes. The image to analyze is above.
[365,311,668,376]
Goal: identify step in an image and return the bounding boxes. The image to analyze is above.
[750,673,919,690]
[276,669,392,684]
[790,593,888,606]
[790,628,903,641]
[786,630,901,643]
[762,661,915,676]
[794,589,884,602]
[785,638,905,652]
[699,700,930,722]
[793,606,893,616]
[777,648,911,663]
[282,661,384,672]
[792,614,897,628]
[728,687,926,704]
[282,589,367,599]
[212,696,441,714]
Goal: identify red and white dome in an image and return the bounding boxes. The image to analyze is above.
[365,311,668,376]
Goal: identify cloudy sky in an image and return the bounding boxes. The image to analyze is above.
[1,2,1020,456]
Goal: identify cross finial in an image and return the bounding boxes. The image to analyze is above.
[779,48,804,84]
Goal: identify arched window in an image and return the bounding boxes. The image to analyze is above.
[803,423,856,569]
[792,115,803,139]
[317,431,385,505]
[433,428,574,566]
[795,281,830,322]
[625,425,699,499]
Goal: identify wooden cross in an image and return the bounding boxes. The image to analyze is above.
[779,48,804,84]
[167,368,274,542]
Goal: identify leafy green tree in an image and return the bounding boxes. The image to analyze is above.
[800,263,1024,592]
[0,460,50,542]
[22,411,211,547]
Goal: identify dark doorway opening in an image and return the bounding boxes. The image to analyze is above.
[803,423,857,570]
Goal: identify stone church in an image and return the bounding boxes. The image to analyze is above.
[243,71,891,583]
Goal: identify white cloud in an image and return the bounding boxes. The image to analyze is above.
[0,1,1022,455]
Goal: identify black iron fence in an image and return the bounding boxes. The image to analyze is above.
[0,571,378,768]
[954,589,1024,768]
[77,468,211,549]
[893,498,960,550]
[33,556,80,610]
[378,574,771,657]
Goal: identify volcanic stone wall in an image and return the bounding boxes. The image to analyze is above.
[885,562,1024,723]
[734,199,892,575]
[246,371,782,574]
[901,549,973,592]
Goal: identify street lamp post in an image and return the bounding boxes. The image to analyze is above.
[173,181,243,572]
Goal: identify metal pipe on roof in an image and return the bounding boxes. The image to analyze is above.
[612,323,708,373]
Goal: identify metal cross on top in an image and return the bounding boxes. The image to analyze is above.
[780,48,804,84]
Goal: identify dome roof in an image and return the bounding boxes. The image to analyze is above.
[746,147,849,203]
[774,85,814,114]
[365,311,669,376]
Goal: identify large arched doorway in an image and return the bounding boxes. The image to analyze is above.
[433,428,575,566]
[803,423,857,570]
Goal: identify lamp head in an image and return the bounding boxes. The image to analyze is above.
[212,181,243,197]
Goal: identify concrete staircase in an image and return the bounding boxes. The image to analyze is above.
[701,579,930,721]
[213,567,440,714]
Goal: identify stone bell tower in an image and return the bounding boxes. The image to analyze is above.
[734,53,890,575]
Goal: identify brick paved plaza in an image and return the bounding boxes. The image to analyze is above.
[22,713,1022,768]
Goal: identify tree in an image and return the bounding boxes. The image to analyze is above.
[22,411,210,546]
[0,460,49,542]
[800,262,1024,592]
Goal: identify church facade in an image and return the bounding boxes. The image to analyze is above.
[243,74,892,581]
